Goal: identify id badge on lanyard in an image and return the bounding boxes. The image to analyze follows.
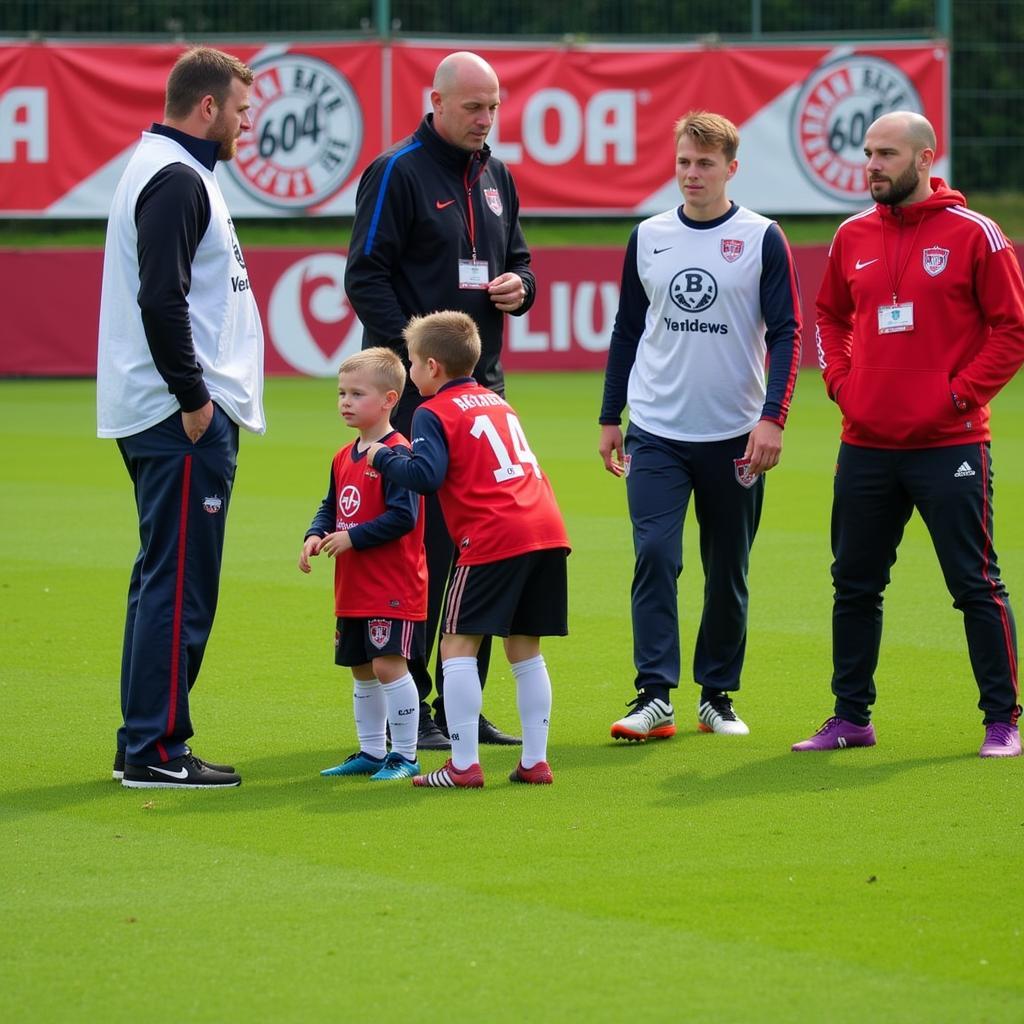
[877,302,915,334]
[458,259,490,290]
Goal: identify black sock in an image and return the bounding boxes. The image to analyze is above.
[701,687,728,704]
[643,685,671,704]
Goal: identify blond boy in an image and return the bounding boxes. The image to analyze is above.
[300,348,427,781]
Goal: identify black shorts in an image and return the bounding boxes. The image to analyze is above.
[442,548,569,638]
[335,616,426,667]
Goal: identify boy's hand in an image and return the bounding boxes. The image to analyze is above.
[321,531,353,558]
[365,442,386,467]
[299,535,323,573]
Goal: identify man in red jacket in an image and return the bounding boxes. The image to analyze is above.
[794,111,1024,758]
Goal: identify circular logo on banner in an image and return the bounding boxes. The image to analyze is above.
[791,55,924,203]
[268,253,364,375]
[227,54,363,210]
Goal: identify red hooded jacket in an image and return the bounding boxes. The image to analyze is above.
[815,179,1024,449]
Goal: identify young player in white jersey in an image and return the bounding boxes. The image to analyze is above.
[599,110,802,742]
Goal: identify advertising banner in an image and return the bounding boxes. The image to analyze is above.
[391,41,949,215]
[0,39,947,217]
[0,42,383,217]
[21,241,1018,376]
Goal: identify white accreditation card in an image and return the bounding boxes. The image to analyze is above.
[458,259,490,290]
[877,302,915,334]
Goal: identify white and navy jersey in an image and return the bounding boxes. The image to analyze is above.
[97,126,265,439]
[600,203,801,442]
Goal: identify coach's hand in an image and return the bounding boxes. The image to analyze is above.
[599,424,626,477]
[182,401,214,443]
[744,420,783,476]
[488,272,526,312]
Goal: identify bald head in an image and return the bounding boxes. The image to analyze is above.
[430,51,501,152]
[869,111,936,152]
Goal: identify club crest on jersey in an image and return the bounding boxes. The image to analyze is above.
[670,268,718,313]
[721,239,744,263]
[733,458,757,489]
[338,484,360,517]
[922,246,949,277]
[368,619,391,649]
[484,188,503,216]
[202,495,223,514]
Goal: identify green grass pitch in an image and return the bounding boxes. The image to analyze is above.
[2,369,1023,1022]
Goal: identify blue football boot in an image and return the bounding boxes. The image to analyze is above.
[369,751,421,781]
[320,751,386,777]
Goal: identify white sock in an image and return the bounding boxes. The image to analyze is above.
[442,657,482,770]
[511,655,552,769]
[353,678,387,759]
[382,673,419,761]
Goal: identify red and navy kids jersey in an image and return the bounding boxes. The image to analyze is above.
[375,380,569,567]
[305,431,427,619]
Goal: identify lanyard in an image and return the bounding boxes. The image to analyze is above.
[879,210,926,304]
[460,155,487,260]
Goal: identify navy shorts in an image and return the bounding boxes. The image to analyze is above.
[442,548,569,638]
[335,616,426,667]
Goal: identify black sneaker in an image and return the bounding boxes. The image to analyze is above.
[417,715,452,751]
[112,748,236,781]
[478,714,522,746]
[122,752,241,789]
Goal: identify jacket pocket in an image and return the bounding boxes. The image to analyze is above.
[841,367,955,447]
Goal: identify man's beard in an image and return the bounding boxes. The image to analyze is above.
[208,114,238,162]
[870,162,919,206]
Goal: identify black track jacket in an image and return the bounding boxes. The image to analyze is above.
[344,115,535,394]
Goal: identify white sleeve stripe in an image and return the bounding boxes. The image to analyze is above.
[947,206,1007,252]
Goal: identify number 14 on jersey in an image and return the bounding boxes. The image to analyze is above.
[470,413,542,483]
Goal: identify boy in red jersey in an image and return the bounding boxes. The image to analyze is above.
[367,311,570,788]
[300,348,428,781]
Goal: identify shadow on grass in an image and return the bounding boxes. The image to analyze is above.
[654,748,967,809]
[1,740,971,824]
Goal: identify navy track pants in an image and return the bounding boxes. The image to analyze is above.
[115,405,239,763]
[624,424,764,694]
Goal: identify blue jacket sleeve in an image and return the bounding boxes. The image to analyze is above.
[759,223,802,426]
[599,227,647,424]
[348,447,420,550]
[343,152,415,349]
[374,409,449,494]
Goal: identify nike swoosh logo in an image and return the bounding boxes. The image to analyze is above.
[435,199,456,210]
[148,765,189,779]
[653,246,673,255]
[855,258,878,270]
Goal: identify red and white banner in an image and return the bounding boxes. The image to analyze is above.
[1,40,947,216]
[0,42,383,218]
[9,242,1022,378]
